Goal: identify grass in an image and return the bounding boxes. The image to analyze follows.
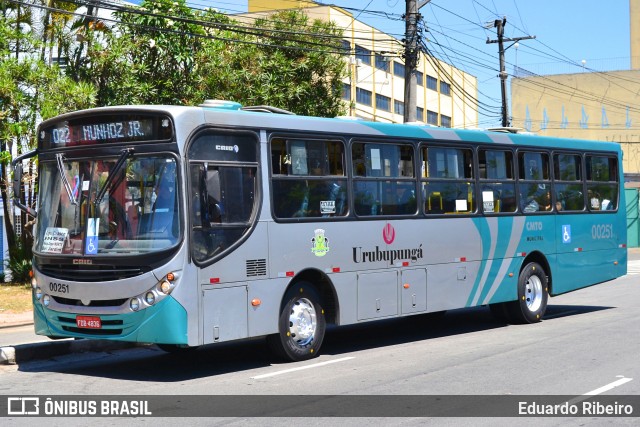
[0,284,33,313]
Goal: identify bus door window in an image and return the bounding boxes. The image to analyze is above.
[190,163,257,262]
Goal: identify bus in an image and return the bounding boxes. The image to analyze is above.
[13,100,627,362]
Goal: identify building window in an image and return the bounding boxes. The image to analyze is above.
[440,81,451,96]
[356,87,372,106]
[441,115,451,128]
[427,75,438,91]
[416,107,424,122]
[355,45,371,65]
[376,94,391,112]
[394,100,404,116]
[375,53,390,72]
[427,110,438,125]
[341,39,351,53]
[416,71,424,86]
[393,62,405,78]
[342,83,351,101]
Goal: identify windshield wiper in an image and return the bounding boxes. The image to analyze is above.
[55,153,78,206]
[94,148,134,205]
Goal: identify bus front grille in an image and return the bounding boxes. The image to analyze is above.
[39,264,149,282]
[53,296,128,307]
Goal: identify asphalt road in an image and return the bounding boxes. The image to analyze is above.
[1,256,639,425]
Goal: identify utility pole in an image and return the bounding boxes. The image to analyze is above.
[403,0,431,123]
[486,17,534,128]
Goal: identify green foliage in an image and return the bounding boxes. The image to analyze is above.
[4,240,32,284]
[75,0,347,116]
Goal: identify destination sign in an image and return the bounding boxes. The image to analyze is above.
[39,113,174,149]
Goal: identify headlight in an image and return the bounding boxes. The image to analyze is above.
[35,287,43,300]
[160,280,173,294]
[31,277,37,289]
[145,292,155,305]
[43,295,50,307]
[130,298,140,311]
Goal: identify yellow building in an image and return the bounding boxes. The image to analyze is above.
[241,1,479,128]
[511,0,640,180]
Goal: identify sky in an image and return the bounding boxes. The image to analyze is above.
[189,1,632,127]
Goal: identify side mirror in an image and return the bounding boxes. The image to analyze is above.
[11,150,38,217]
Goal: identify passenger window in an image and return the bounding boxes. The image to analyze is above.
[586,155,618,211]
[271,138,348,219]
[518,151,552,214]
[554,153,584,212]
[479,149,516,213]
[352,142,416,216]
[421,146,475,214]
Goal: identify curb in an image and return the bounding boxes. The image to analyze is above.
[0,339,141,365]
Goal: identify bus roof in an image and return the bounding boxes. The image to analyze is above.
[42,102,621,155]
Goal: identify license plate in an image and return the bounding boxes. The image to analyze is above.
[76,316,102,329]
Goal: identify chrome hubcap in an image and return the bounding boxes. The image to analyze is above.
[525,275,543,312]
[288,297,317,347]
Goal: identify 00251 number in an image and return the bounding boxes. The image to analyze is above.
[49,282,69,293]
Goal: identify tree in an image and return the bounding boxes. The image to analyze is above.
[76,0,347,116]
[0,2,95,280]
[203,9,347,117]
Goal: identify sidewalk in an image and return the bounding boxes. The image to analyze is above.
[0,311,33,329]
[0,310,139,365]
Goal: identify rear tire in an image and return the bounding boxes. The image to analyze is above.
[267,283,326,362]
[506,262,548,324]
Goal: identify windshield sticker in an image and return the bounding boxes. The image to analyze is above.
[86,218,99,255]
[320,201,335,215]
[42,227,69,253]
[311,228,330,257]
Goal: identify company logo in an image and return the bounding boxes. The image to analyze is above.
[311,229,330,257]
[7,397,40,415]
[73,259,92,265]
[215,144,239,153]
[383,223,395,244]
[353,225,423,266]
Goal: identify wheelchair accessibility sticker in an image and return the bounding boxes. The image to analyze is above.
[562,225,571,244]
[86,218,99,255]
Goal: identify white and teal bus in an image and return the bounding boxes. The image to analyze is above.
[14,100,627,361]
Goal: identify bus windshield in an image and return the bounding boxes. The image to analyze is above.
[35,154,181,256]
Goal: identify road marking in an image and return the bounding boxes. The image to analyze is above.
[583,376,633,396]
[567,376,633,406]
[251,356,355,379]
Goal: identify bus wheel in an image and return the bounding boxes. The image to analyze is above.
[507,262,548,324]
[267,283,326,362]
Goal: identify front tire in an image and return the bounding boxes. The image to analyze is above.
[267,283,326,362]
[507,262,548,323]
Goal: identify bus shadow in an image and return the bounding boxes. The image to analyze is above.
[320,304,613,356]
[19,304,613,381]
